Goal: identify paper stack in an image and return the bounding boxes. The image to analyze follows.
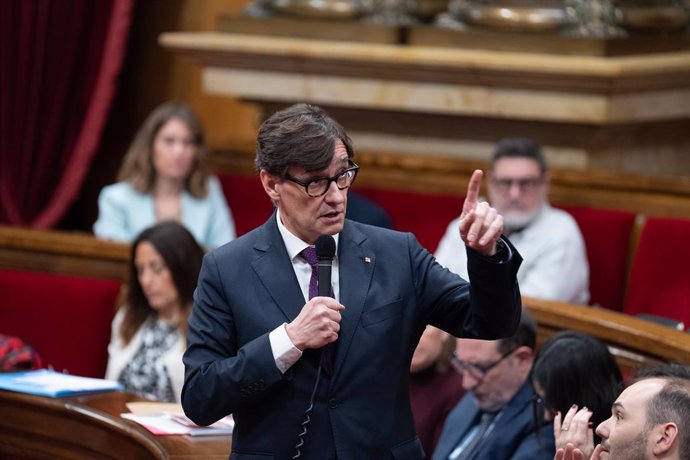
[122,401,234,436]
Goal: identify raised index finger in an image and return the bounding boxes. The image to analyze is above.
[462,169,483,215]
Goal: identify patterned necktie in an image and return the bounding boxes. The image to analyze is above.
[450,411,496,460]
[300,246,335,374]
[300,246,320,300]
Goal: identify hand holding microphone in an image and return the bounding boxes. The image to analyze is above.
[285,235,344,351]
[286,297,344,350]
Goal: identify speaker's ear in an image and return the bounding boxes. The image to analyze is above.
[260,170,280,200]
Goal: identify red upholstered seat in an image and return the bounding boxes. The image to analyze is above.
[557,205,636,311]
[0,269,121,378]
[218,174,274,237]
[217,173,463,253]
[215,174,644,313]
[354,186,464,253]
[624,217,690,327]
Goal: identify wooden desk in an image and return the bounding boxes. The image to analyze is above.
[0,390,231,460]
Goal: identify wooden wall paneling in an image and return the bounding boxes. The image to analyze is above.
[211,143,690,219]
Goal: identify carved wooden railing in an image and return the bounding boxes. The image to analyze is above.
[0,390,230,459]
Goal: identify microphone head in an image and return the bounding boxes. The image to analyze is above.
[315,234,336,260]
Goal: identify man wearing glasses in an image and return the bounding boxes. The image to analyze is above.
[433,309,555,460]
[435,137,589,305]
[182,103,523,459]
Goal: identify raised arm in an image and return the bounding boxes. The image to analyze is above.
[458,169,504,256]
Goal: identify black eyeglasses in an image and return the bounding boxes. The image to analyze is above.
[449,347,518,381]
[284,161,359,198]
[490,176,544,193]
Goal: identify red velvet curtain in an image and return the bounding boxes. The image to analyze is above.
[0,0,132,228]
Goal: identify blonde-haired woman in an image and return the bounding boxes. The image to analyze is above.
[94,101,235,248]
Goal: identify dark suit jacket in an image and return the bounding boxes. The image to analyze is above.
[432,382,555,460]
[182,215,522,459]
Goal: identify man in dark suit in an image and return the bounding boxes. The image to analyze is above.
[432,310,554,460]
[182,103,523,459]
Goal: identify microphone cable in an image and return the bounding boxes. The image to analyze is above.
[292,235,336,458]
[292,360,323,459]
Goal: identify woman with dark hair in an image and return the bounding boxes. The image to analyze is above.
[105,221,204,402]
[531,331,623,459]
[94,101,235,248]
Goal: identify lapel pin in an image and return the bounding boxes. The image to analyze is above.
[364,257,371,263]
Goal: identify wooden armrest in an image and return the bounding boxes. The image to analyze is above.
[0,225,130,281]
[525,296,690,376]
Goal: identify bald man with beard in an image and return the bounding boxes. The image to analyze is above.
[556,376,690,460]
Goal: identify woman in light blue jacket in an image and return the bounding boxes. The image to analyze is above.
[94,101,235,248]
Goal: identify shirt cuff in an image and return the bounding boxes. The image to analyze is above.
[268,323,303,374]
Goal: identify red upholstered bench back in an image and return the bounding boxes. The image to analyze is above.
[219,174,274,237]
[215,173,641,312]
[624,216,690,326]
[0,268,121,378]
[557,205,636,311]
[218,173,463,252]
[353,186,464,253]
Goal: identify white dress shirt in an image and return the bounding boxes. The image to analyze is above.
[268,208,340,373]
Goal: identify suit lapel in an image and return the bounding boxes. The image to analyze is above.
[332,221,374,380]
[440,397,481,460]
[473,382,534,459]
[249,218,377,376]
[251,214,306,322]
[490,382,533,428]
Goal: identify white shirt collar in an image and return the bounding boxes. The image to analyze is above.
[275,208,340,261]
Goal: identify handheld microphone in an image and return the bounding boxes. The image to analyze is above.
[315,234,337,374]
[315,234,336,298]
[292,234,337,458]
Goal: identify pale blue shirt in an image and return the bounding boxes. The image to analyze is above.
[93,176,235,249]
[447,412,502,460]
